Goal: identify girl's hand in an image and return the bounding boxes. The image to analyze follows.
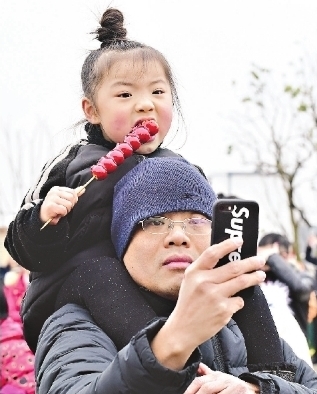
[185,365,259,394]
[39,186,85,225]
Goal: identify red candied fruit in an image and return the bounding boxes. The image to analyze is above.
[106,149,125,165]
[132,126,151,143]
[142,120,159,135]
[115,142,133,158]
[90,123,158,181]
[91,164,108,180]
[124,134,141,150]
[98,157,117,173]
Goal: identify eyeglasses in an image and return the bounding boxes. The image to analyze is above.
[138,216,212,235]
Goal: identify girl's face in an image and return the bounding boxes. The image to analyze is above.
[82,57,173,154]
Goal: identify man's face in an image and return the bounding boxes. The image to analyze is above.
[123,212,211,300]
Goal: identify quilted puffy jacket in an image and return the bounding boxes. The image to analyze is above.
[4,138,183,353]
[35,304,317,394]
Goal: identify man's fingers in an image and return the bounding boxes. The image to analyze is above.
[197,362,213,376]
[213,256,266,284]
[185,370,255,394]
[219,269,266,299]
[194,237,265,281]
[184,372,225,394]
[195,238,244,270]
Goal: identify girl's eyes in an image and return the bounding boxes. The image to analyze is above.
[117,92,132,98]
[116,89,164,97]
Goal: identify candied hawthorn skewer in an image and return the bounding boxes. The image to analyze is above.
[40,120,159,230]
[90,120,158,180]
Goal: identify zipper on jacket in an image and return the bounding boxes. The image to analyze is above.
[211,334,226,372]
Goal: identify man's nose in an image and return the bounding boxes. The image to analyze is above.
[165,224,189,246]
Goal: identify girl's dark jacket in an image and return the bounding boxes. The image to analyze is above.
[35,303,317,394]
[4,132,187,352]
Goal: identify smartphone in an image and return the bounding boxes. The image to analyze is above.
[210,199,259,267]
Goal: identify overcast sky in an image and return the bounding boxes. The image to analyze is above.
[1,0,317,229]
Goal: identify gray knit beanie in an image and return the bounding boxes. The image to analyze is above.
[111,157,217,259]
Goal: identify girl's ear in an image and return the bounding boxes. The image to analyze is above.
[82,97,100,124]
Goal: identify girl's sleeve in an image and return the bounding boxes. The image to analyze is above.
[4,143,82,272]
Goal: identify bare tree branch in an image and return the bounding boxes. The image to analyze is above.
[228,57,317,259]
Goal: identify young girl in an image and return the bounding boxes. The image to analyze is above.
[4,8,205,352]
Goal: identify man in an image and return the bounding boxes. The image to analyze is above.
[35,158,317,393]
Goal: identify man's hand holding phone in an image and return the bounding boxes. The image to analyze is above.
[152,237,266,371]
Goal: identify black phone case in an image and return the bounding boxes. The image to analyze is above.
[211,199,259,267]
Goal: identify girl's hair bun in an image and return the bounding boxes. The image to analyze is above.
[95,8,127,48]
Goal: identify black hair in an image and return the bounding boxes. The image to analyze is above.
[258,232,291,253]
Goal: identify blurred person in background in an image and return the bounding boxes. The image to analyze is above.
[0,282,35,394]
[3,257,29,325]
[257,232,315,366]
[306,231,317,266]
[304,229,317,364]
[0,258,11,283]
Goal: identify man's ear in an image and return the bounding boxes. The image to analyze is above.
[82,97,100,124]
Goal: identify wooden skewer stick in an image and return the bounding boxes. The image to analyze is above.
[40,175,97,231]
